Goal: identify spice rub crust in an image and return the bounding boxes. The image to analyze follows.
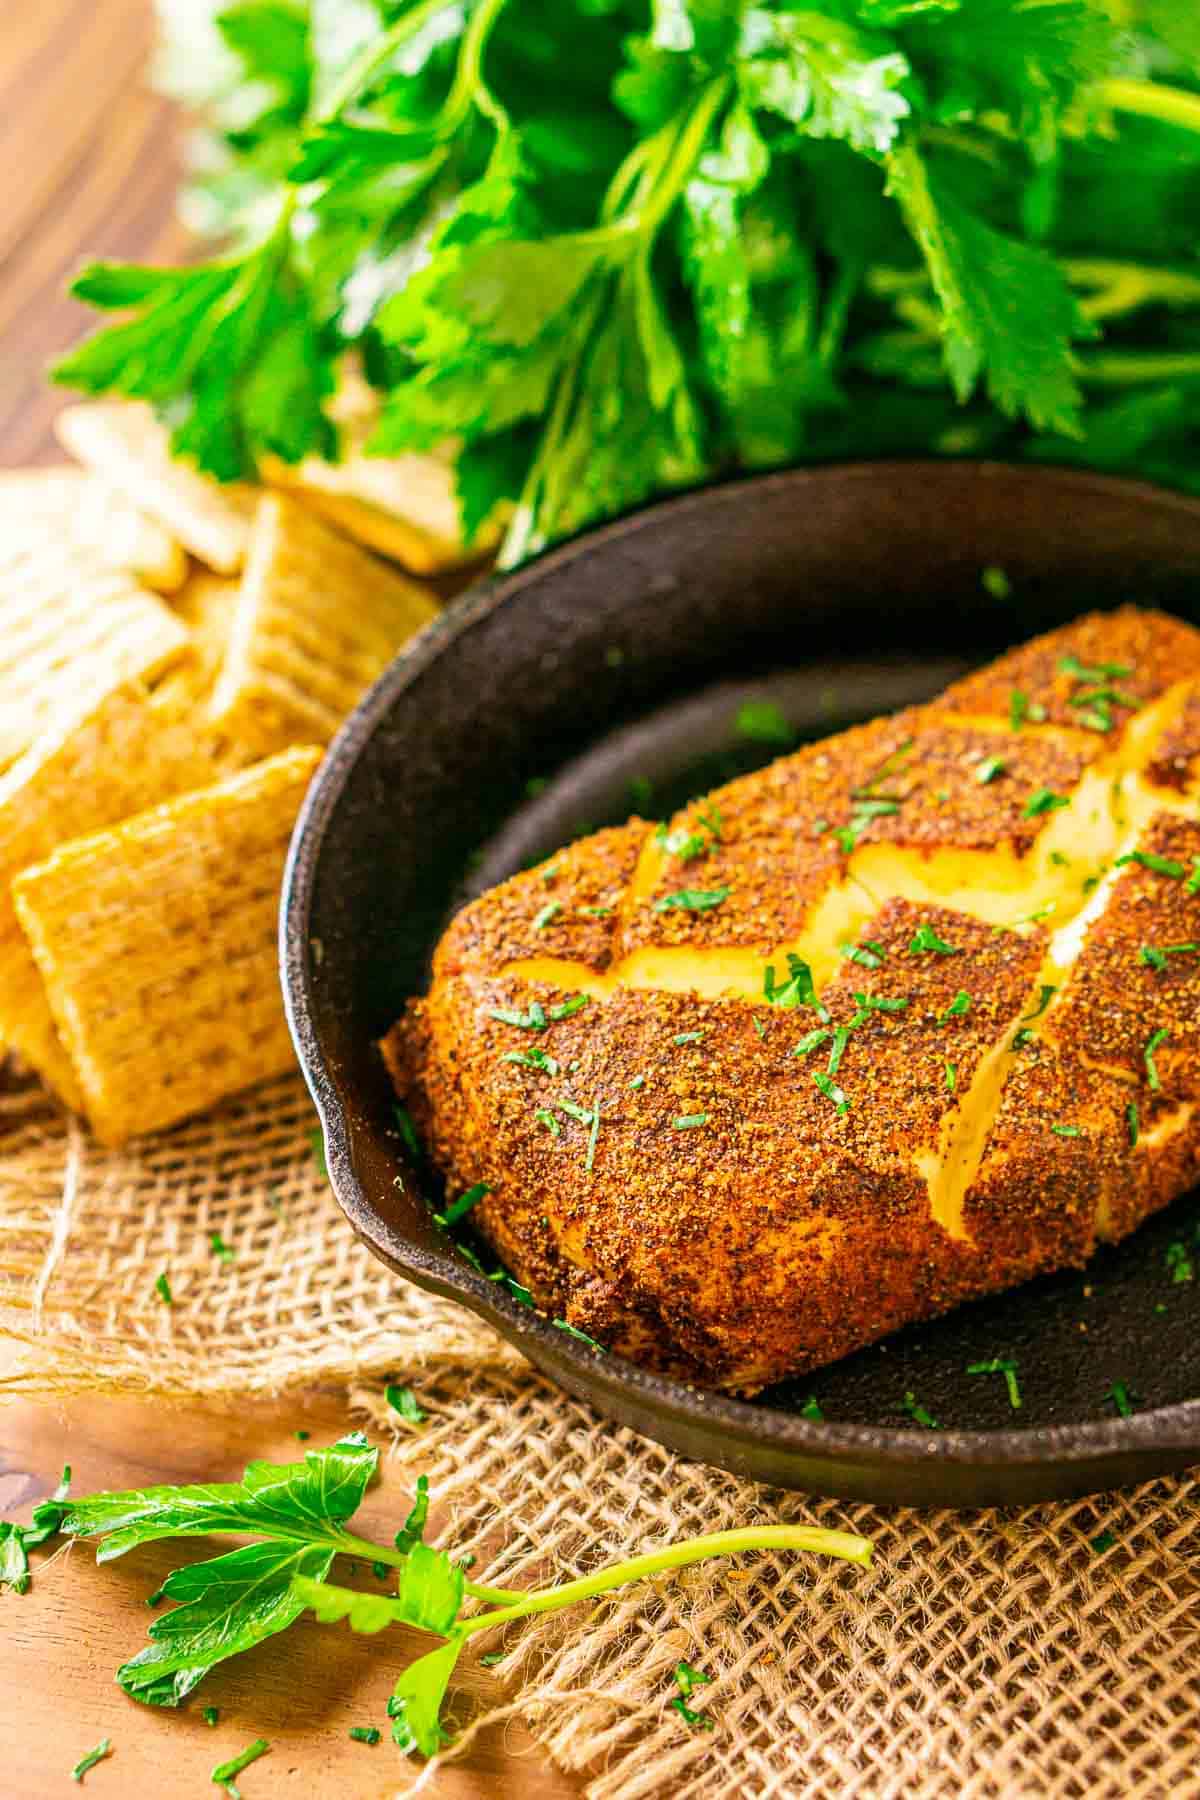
[384,607,1200,1392]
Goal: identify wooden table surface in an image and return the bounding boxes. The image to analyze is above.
[0,6,575,1794]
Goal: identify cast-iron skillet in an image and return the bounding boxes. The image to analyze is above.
[282,462,1200,1506]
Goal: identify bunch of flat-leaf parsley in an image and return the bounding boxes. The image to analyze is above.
[6,1434,871,1758]
[56,2,1200,564]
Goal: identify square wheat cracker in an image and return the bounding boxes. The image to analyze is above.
[0,466,187,593]
[208,491,438,758]
[0,675,222,1108]
[56,400,257,574]
[12,744,323,1144]
[0,523,189,771]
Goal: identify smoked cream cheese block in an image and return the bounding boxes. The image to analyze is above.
[384,608,1200,1393]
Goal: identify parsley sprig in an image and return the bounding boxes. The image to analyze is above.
[51,4,1200,565]
[14,1436,872,1760]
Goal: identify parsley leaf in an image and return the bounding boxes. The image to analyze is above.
[652,887,732,912]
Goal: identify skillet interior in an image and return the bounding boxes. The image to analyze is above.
[283,461,1200,1504]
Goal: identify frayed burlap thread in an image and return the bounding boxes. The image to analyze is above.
[2,1064,1198,1797]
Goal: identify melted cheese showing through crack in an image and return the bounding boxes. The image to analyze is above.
[500,679,1200,1245]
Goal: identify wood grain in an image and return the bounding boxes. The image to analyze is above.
[0,5,578,1793]
[0,0,188,467]
[1,1395,581,1798]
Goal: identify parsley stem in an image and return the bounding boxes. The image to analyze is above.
[1099,78,1200,140]
[316,0,460,122]
[329,1530,524,1605]
[457,1525,872,1637]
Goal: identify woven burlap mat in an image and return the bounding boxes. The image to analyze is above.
[2,1071,1198,1799]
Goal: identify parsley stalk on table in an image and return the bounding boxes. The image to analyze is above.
[52,2,1200,568]
[11,1434,872,1760]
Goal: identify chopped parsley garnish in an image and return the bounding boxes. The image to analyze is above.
[559,1100,593,1125]
[899,1392,940,1429]
[835,797,900,855]
[751,1017,766,1039]
[535,1108,561,1137]
[1059,655,1132,684]
[1115,850,1185,879]
[309,1128,328,1179]
[1014,901,1058,925]
[1166,1240,1195,1284]
[385,1384,427,1425]
[976,756,1006,784]
[937,991,971,1025]
[1011,1027,1035,1050]
[945,1062,957,1092]
[1019,985,1058,1022]
[628,776,653,813]
[853,738,915,800]
[585,1102,602,1173]
[490,1271,535,1307]
[674,1660,712,1698]
[1127,1102,1139,1146]
[764,954,829,1017]
[532,900,561,931]
[489,1002,548,1031]
[1089,1529,1117,1555]
[349,1727,381,1745]
[981,566,1011,600]
[735,699,792,745]
[908,923,958,956]
[652,887,731,913]
[154,1271,173,1305]
[393,1105,423,1162]
[1051,1123,1083,1137]
[1187,857,1200,896]
[826,1024,856,1078]
[966,1356,1022,1409]
[842,939,886,969]
[813,1072,848,1114]
[553,1319,605,1350]
[800,1395,824,1422]
[540,863,560,884]
[673,1030,706,1045]
[440,1182,490,1225]
[697,806,723,841]
[70,1739,112,1783]
[580,904,613,917]
[209,1231,235,1263]
[628,1074,646,1090]
[212,1739,270,1792]
[1144,1026,1170,1091]
[1139,942,1198,971]
[503,1047,559,1076]
[853,992,908,1014]
[1107,1380,1135,1418]
[549,993,591,1021]
[792,1028,832,1058]
[670,1660,714,1731]
[1023,787,1069,818]
[1009,689,1046,730]
[203,1707,219,1726]
[658,824,708,862]
[672,1113,709,1130]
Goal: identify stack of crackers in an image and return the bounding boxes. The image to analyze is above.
[0,399,475,1145]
